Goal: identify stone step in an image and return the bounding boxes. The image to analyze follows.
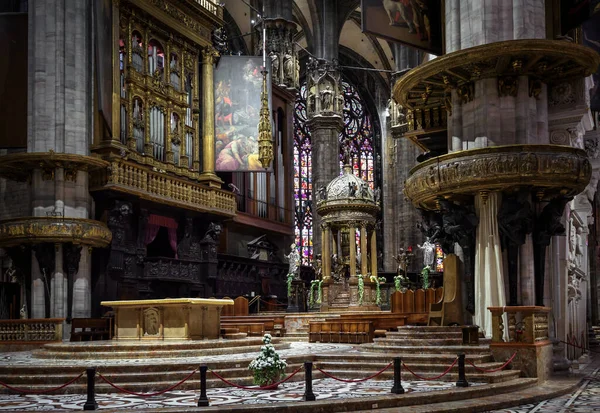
[313,368,521,384]
[360,344,492,355]
[374,337,464,346]
[31,340,290,360]
[396,326,464,333]
[387,331,463,339]
[314,352,495,364]
[315,360,512,375]
[223,332,248,339]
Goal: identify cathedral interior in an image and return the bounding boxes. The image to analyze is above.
[1,0,600,411]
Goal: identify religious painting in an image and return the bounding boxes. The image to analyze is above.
[214,56,272,172]
[361,0,443,55]
[560,0,600,34]
[583,11,600,111]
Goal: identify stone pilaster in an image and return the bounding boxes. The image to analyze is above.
[200,47,222,188]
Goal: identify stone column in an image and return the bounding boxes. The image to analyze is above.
[200,47,222,188]
[322,223,330,279]
[307,59,344,255]
[27,0,94,319]
[384,44,422,273]
[349,224,357,277]
[360,224,368,275]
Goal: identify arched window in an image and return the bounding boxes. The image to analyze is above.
[293,80,377,265]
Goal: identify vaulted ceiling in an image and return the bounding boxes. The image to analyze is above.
[221,0,396,88]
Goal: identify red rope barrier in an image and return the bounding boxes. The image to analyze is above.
[0,372,84,394]
[259,298,287,307]
[402,358,458,381]
[209,366,303,390]
[314,363,392,383]
[466,352,517,373]
[97,368,198,397]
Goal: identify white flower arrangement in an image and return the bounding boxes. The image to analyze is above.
[309,279,323,307]
[368,273,387,306]
[248,334,287,386]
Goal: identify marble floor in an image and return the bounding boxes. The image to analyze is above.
[0,378,472,411]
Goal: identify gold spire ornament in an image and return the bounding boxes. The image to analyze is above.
[257,69,273,169]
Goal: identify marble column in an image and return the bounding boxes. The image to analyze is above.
[27,0,94,319]
[384,44,422,273]
[360,225,368,275]
[370,229,378,278]
[200,47,222,188]
[349,225,357,277]
[322,224,330,279]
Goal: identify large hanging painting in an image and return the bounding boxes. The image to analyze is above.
[214,56,272,172]
[583,11,600,111]
[361,0,443,55]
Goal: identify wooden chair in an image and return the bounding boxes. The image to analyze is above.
[428,254,464,326]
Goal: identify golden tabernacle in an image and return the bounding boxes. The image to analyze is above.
[101,298,234,340]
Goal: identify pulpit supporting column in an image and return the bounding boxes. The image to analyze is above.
[370,229,378,278]
[360,225,368,275]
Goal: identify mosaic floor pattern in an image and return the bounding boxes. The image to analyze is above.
[0,378,475,411]
[489,367,600,413]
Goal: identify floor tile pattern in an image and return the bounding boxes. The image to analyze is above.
[0,378,477,411]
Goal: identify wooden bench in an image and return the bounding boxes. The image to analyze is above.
[220,322,265,336]
[335,313,409,332]
[221,315,286,337]
[70,318,111,342]
[308,321,372,343]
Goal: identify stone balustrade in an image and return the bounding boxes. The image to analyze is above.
[0,318,64,343]
[90,159,236,216]
[488,306,550,344]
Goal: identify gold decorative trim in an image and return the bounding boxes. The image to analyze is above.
[101,298,234,307]
[404,144,591,209]
[0,152,109,182]
[0,217,113,248]
[393,39,600,111]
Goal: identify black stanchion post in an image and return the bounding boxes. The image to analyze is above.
[83,367,98,411]
[303,361,316,401]
[455,353,469,388]
[391,357,404,394]
[197,365,209,407]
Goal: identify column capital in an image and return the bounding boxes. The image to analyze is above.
[201,47,219,65]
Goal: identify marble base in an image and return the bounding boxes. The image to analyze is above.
[490,340,553,383]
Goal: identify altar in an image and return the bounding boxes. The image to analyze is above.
[101,298,234,340]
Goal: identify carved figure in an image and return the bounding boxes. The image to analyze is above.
[331,254,346,282]
[348,182,358,197]
[317,186,327,202]
[374,188,381,204]
[20,305,27,319]
[417,238,436,268]
[534,196,572,247]
[202,222,222,242]
[497,190,534,248]
[438,199,479,249]
[320,85,334,111]
[270,51,280,81]
[313,254,323,279]
[360,183,370,199]
[285,243,301,278]
[283,50,294,83]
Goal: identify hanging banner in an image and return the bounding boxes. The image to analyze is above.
[561,0,600,34]
[583,12,600,111]
[214,56,272,172]
[361,0,443,56]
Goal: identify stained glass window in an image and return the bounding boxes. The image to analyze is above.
[293,81,376,265]
[435,245,445,272]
